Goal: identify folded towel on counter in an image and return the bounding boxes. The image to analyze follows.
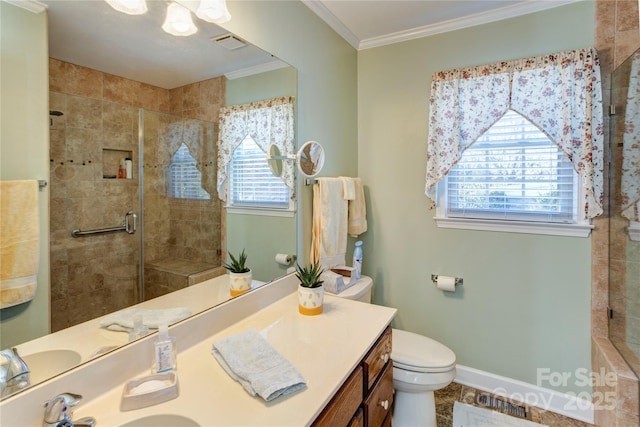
[99,307,192,332]
[320,270,354,294]
[310,177,348,267]
[0,180,40,309]
[211,328,307,401]
[348,177,367,237]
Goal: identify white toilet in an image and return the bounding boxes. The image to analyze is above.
[327,275,456,427]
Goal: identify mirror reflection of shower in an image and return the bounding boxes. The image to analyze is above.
[48,61,225,332]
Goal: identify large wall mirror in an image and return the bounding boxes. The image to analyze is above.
[0,0,297,398]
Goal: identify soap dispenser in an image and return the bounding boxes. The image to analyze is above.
[152,324,176,373]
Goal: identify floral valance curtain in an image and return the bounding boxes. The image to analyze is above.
[622,50,640,222]
[425,48,604,219]
[162,118,216,197]
[217,96,296,201]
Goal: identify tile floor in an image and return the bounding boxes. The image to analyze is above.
[435,382,593,427]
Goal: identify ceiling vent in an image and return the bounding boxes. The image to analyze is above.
[213,34,247,50]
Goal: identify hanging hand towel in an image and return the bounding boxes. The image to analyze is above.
[99,307,192,332]
[212,328,307,401]
[310,177,348,267]
[0,180,40,309]
[340,176,356,200]
[348,178,367,237]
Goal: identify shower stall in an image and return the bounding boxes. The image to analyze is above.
[48,59,225,332]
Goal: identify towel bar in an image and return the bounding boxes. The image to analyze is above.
[72,211,137,238]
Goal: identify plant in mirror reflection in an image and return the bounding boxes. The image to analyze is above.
[223,249,250,273]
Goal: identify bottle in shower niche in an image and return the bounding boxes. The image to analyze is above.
[125,158,132,179]
[118,158,127,179]
[353,241,363,281]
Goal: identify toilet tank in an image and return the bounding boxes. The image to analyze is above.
[328,275,373,303]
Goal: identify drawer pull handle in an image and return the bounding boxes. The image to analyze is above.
[380,353,389,363]
[380,400,389,410]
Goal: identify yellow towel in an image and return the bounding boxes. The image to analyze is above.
[348,178,367,237]
[311,178,348,267]
[0,180,40,308]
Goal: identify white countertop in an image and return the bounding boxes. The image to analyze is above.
[1,275,396,427]
[76,293,396,426]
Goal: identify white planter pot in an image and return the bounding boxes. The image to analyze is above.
[229,270,252,296]
[298,284,324,315]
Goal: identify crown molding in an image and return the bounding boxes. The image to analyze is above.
[301,0,360,50]
[305,0,582,51]
[224,59,291,80]
[360,0,581,50]
[2,0,47,13]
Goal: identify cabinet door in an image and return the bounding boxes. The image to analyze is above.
[363,326,392,390]
[364,362,394,427]
[312,366,364,427]
[348,408,365,427]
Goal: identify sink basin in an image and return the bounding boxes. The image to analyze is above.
[120,414,200,427]
[21,349,82,384]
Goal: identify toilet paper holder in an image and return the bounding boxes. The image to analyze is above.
[431,274,463,287]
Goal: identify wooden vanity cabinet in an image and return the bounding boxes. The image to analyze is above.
[313,326,393,427]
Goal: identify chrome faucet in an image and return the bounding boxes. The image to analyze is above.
[0,347,30,397]
[42,393,96,427]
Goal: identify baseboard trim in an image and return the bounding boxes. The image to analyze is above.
[454,365,594,424]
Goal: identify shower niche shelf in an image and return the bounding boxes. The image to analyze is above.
[103,148,133,180]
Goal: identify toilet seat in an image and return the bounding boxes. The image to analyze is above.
[391,329,456,373]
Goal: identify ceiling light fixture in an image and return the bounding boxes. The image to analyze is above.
[105,0,148,15]
[162,2,198,37]
[196,0,231,24]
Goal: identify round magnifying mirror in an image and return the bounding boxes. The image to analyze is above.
[267,144,283,177]
[297,141,325,178]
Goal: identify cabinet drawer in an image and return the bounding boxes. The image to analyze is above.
[364,362,394,427]
[363,326,392,390]
[312,366,364,427]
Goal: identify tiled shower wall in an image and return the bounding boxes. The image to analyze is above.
[593,1,640,425]
[49,59,224,331]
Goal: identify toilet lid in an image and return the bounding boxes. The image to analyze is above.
[391,329,456,373]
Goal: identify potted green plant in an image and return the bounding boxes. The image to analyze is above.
[295,262,325,315]
[224,249,252,296]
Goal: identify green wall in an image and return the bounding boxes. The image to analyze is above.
[357,2,594,395]
[0,3,50,348]
[225,66,298,281]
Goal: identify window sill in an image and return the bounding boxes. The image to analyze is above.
[434,216,593,237]
[226,206,295,218]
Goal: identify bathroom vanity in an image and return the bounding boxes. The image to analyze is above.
[0,274,396,426]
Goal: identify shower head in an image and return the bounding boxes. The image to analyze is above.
[49,110,63,126]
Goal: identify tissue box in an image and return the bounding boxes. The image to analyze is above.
[322,268,355,294]
[331,266,355,278]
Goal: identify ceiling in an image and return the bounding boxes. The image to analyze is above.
[25,0,578,89]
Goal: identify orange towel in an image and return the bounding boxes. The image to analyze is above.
[0,180,39,308]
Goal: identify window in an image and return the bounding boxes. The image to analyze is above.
[427,48,603,237]
[228,136,291,211]
[168,143,211,200]
[444,110,577,223]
